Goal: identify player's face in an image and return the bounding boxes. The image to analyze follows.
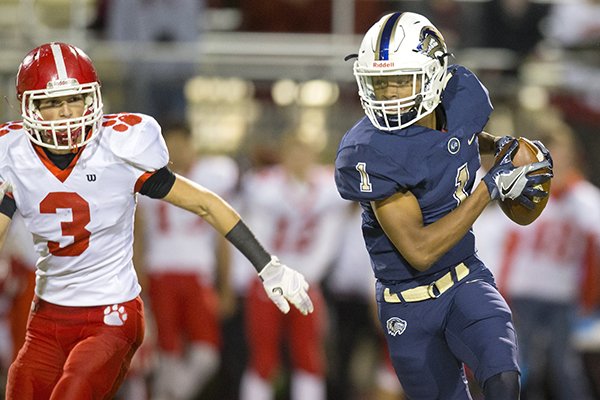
[372,75,418,101]
[37,94,86,120]
[36,94,86,149]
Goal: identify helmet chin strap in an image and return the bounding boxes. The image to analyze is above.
[403,95,424,124]
[376,94,423,129]
[400,108,419,126]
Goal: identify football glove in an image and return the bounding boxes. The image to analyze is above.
[483,140,552,208]
[493,135,514,157]
[530,139,554,170]
[259,256,314,315]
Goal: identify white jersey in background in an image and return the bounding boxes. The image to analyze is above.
[0,113,168,306]
[475,179,600,301]
[240,165,349,284]
[327,204,375,300]
[137,155,239,282]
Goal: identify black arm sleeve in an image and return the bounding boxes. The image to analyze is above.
[0,195,16,219]
[225,220,272,272]
[139,166,176,199]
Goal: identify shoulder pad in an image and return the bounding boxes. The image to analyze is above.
[0,121,25,139]
[106,113,169,171]
[443,65,493,135]
[0,121,26,168]
[335,143,405,202]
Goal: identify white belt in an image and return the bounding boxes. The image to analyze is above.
[383,263,469,303]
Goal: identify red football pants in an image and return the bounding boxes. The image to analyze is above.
[8,258,36,362]
[6,296,145,400]
[245,279,325,379]
[148,273,220,354]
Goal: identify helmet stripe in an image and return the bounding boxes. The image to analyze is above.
[50,43,68,80]
[376,12,402,61]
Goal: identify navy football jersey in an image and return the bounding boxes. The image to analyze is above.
[335,65,493,282]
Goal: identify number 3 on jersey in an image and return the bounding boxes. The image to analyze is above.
[40,192,91,256]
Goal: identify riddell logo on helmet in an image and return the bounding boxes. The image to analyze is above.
[372,61,394,68]
[47,78,79,89]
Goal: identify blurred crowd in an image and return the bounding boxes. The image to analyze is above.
[1,0,600,399]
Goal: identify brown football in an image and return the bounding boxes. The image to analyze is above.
[495,137,552,226]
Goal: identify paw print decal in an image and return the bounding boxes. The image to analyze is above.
[103,304,128,326]
[0,122,23,137]
[102,113,143,132]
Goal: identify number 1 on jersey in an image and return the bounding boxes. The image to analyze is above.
[356,162,372,193]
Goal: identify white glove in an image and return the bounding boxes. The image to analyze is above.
[259,256,314,315]
[0,181,12,202]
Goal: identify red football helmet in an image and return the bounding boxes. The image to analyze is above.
[16,42,103,150]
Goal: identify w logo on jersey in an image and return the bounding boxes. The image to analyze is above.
[87,174,97,182]
[386,317,407,336]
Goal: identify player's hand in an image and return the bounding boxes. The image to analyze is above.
[493,135,513,157]
[0,181,12,202]
[483,140,552,207]
[259,256,314,315]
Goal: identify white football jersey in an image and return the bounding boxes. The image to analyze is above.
[239,165,349,283]
[138,155,239,281]
[0,113,169,306]
[475,178,600,302]
[327,204,375,300]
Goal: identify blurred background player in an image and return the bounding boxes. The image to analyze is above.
[324,201,399,400]
[0,215,36,364]
[475,115,599,400]
[238,131,349,400]
[134,123,239,400]
[0,215,36,393]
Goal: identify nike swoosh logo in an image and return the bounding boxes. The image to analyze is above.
[467,133,477,145]
[500,169,525,197]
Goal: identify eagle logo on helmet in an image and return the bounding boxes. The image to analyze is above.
[416,27,446,60]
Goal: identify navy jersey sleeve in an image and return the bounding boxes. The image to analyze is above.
[443,65,493,137]
[335,142,409,202]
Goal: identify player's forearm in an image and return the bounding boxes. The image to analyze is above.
[419,184,491,266]
[164,175,241,235]
[165,175,272,272]
[378,185,491,271]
